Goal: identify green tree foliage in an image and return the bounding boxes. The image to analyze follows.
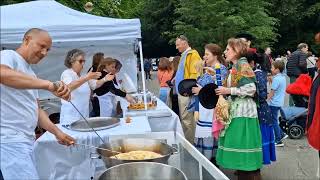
[57,0,121,17]
[267,0,320,55]
[2,0,319,56]
[0,0,121,17]
[137,0,179,58]
[116,0,145,18]
[1,0,32,6]
[171,0,278,53]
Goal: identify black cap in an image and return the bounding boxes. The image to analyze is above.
[178,79,197,97]
[235,32,256,41]
[198,83,219,109]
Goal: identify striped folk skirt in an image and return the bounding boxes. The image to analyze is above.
[216,117,263,171]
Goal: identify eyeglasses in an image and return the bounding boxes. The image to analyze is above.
[77,60,86,64]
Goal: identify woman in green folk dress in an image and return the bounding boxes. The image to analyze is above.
[215,38,262,180]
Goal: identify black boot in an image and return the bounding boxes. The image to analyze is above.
[210,157,219,168]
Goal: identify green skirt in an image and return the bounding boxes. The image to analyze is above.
[216,117,263,171]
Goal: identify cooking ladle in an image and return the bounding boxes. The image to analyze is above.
[70,101,121,159]
[53,82,119,158]
[74,143,121,154]
[69,101,106,143]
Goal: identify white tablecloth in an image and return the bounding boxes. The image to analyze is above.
[34,116,151,180]
[122,97,184,135]
[34,98,184,180]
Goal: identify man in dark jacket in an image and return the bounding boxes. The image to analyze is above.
[287,43,308,79]
[262,47,273,73]
[286,43,308,105]
[144,59,152,80]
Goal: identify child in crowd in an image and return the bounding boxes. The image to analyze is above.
[157,57,174,105]
[268,60,288,146]
[191,44,227,161]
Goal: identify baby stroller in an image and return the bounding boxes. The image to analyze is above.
[280,74,311,139]
[279,106,308,139]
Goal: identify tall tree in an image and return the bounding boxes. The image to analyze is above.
[58,0,121,17]
[171,0,279,54]
[267,0,320,55]
[0,0,31,6]
[0,0,122,17]
[116,0,145,18]
[137,0,179,58]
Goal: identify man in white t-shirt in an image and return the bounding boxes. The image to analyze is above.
[0,28,75,179]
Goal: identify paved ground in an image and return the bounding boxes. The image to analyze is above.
[138,71,319,180]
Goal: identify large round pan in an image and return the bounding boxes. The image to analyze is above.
[98,162,187,180]
[67,117,120,132]
[94,138,178,168]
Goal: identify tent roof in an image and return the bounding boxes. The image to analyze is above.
[0,0,141,45]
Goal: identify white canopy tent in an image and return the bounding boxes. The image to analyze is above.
[0,0,146,100]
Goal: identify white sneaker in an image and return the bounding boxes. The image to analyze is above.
[281,134,288,141]
[275,142,284,147]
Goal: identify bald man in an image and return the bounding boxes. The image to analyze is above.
[0,28,75,179]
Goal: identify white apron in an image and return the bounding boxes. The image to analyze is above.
[195,103,214,138]
[60,82,91,124]
[98,93,116,117]
[98,80,120,117]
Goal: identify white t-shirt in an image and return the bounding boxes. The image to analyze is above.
[307,56,316,68]
[59,69,96,124]
[0,50,39,143]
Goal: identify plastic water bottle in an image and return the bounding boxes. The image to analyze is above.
[215,64,222,87]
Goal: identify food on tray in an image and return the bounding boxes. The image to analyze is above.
[127,102,156,110]
[125,116,132,123]
[127,93,157,110]
[110,150,162,160]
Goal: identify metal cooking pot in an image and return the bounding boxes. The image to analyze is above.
[93,138,178,168]
[98,162,187,180]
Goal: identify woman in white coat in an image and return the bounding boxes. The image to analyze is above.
[59,49,113,124]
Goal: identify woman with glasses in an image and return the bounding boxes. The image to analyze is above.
[59,49,112,124]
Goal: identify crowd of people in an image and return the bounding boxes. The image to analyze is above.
[0,27,319,180]
[155,34,319,179]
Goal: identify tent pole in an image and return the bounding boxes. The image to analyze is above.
[138,39,148,110]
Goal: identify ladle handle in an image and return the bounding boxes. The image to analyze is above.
[74,143,119,154]
[54,81,105,144]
